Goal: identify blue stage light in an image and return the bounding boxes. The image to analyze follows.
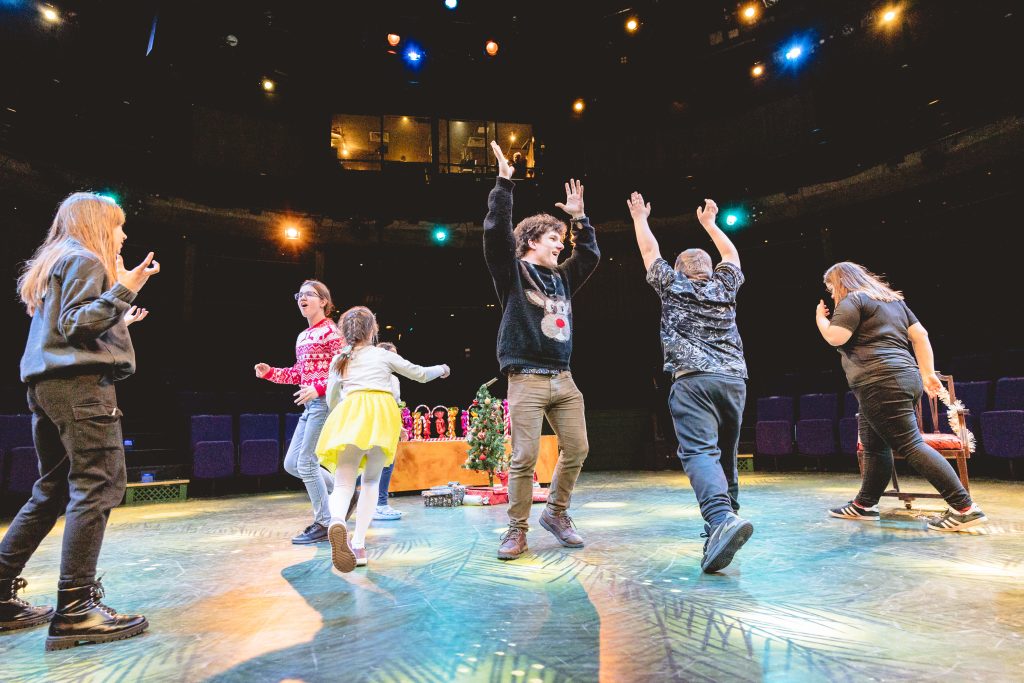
[403,44,424,66]
[785,45,803,61]
[444,0,458,9]
[725,213,738,226]
[432,227,449,244]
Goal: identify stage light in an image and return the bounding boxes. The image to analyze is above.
[97,192,120,205]
[625,17,639,33]
[785,45,802,61]
[751,63,765,78]
[284,225,300,240]
[741,4,759,22]
[485,40,499,56]
[572,98,585,113]
[403,44,424,66]
[432,227,449,244]
[444,0,457,8]
[881,7,900,25]
[725,214,738,226]
[387,33,401,46]
[262,78,276,92]
[509,133,516,142]
[40,5,59,23]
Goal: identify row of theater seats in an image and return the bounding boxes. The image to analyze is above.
[0,415,36,497]
[190,413,301,481]
[754,377,1024,467]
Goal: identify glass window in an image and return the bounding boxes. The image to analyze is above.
[495,122,534,178]
[383,115,432,163]
[446,119,495,173]
[330,114,382,171]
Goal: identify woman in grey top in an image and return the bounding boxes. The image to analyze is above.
[815,262,986,531]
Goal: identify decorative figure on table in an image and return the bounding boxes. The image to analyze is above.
[431,406,448,439]
[448,407,460,440]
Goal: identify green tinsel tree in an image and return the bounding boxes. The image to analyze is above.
[463,382,507,487]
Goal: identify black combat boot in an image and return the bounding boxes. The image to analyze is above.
[0,577,54,631]
[45,580,148,651]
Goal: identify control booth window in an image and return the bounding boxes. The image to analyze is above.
[495,122,534,178]
[383,115,432,164]
[331,114,383,171]
[441,119,495,173]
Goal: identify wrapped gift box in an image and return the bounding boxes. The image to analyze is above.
[422,488,457,507]
[465,485,509,505]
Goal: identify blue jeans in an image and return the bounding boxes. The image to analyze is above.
[0,373,127,588]
[377,464,394,506]
[283,398,332,527]
[854,370,972,509]
[669,373,746,527]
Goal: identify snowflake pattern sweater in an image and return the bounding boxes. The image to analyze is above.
[261,317,343,396]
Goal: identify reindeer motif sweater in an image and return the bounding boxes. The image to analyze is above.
[483,177,600,374]
[261,317,343,396]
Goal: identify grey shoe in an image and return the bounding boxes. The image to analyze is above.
[291,522,329,545]
[700,514,754,573]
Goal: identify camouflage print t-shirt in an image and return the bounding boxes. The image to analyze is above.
[646,258,748,379]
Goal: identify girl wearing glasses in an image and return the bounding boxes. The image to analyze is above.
[254,280,343,545]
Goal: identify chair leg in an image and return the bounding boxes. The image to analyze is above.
[955,452,970,492]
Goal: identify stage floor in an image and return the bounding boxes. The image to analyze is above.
[1,471,1022,682]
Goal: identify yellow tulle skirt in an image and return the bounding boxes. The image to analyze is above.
[315,390,402,474]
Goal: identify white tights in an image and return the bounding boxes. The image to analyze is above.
[327,445,387,548]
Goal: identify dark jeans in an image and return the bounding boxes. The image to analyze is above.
[377,463,394,506]
[669,373,746,527]
[0,373,127,589]
[854,370,972,509]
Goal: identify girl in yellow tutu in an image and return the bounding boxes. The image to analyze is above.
[317,306,450,572]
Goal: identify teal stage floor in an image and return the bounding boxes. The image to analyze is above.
[2,471,1022,682]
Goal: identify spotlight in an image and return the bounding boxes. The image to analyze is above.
[725,214,738,226]
[485,40,499,56]
[403,44,424,66]
[625,17,639,33]
[509,133,516,142]
[262,78,276,92]
[572,98,585,113]
[432,227,449,244]
[880,7,900,25]
[444,0,458,8]
[284,226,300,240]
[784,45,802,61]
[40,5,60,23]
[751,63,765,78]
[387,33,401,46]
[723,209,745,227]
[740,4,759,22]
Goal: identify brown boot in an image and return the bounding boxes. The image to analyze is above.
[497,527,528,560]
[539,508,584,548]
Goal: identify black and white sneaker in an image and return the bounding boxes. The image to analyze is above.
[700,514,754,574]
[927,504,987,532]
[828,501,880,521]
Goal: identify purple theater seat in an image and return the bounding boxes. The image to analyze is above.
[756,420,793,456]
[190,415,233,449]
[798,393,839,421]
[240,439,281,477]
[240,413,279,443]
[839,417,859,455]
[842,392,858,418]
[283,412,301,453]
[980,377,1024,467]
[796,419,837,455]
[0,415,33,451]
[192,441,235,480]
[757,396,794,423]
[6,446,39,494]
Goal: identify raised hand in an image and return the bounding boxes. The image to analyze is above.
[294,385,318,405]
[555,179,585,219]
[254,362,271,378]
[626,191,651,221]
[440,364,451,378]
[125,306,149,326]
[117,252,160,293]
[816,299,831,319]
[491,140,513,180]
[696,198,719,226]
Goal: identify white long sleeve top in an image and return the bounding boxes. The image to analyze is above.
[326,345,443,410]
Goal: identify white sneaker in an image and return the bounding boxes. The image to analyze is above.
[373,505,403,521]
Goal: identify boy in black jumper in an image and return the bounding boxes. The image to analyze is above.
[483,141,600,560]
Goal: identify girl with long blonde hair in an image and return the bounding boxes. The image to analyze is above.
[316,306,450,572]
[1,192,159,649]
[815,262,986,531]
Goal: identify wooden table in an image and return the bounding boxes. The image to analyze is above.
[388,435,559,493]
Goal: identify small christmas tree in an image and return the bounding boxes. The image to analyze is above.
[463,381,508,487]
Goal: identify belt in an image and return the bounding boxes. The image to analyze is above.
[508,367,564,376]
